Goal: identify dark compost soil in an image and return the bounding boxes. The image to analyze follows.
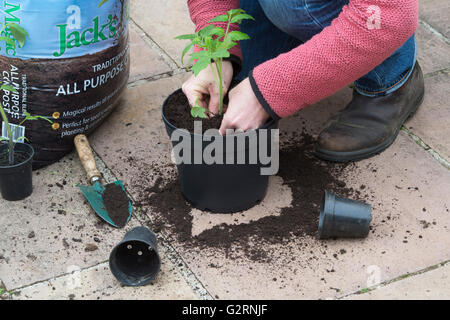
[133,131,369,263]
[163,90,224,133]
[103,183,130,228]
[0,148,29,166]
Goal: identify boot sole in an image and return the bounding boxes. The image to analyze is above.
[314,91,425,163]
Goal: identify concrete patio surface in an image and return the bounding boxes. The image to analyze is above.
[0,0,449,300]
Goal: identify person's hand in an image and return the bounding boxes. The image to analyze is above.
[219,78,270,135]
[182,60,233,115]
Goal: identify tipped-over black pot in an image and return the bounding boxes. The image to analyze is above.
[109,226,161,286]
[318,191,372,239]
[0,143,34,201]
[162,89,279,213]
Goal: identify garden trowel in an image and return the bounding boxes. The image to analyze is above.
[74,134,132,228]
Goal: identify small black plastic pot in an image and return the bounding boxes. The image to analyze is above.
[0,143,34,201]
[162,89,279,213]
[318,191,372,239]
[109,226,161,287]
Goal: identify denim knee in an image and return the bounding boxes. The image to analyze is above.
[258,0,347,42]
[258,0,307,37]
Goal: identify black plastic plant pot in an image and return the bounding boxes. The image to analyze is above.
[318,191,372,239]
[109,226,161,287]
[162,89,279,214]
[0,143,34,201]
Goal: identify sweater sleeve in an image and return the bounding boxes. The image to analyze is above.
[187,0,242,68]
[250,0,419,119]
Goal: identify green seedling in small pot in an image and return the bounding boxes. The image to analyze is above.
[176,9,254,118]
[0,23,53,200]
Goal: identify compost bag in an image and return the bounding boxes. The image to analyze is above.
[0,0,130,168]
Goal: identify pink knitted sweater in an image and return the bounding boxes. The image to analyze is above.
[187,0,418,118]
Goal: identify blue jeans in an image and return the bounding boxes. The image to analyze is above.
[237,0,417,96]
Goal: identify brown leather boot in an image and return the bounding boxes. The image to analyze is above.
[314,62,425,162]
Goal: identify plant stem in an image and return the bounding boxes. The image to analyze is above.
[209,62,222,115]
[217,18,232,116]
[0,105,14,165]
[217,58,224,115]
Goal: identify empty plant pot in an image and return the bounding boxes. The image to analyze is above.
[318,191,372,239]
[0,143,35,201]
[109,226,161,286]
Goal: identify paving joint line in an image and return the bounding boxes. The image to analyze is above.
[401,127,450,170]
[339,259,450,299]
[130,19,183,72]
[92,150,212,300]
[423,67,450,79]
[419,19,450,46]
[2,260,111,297]
[127,68,188,88]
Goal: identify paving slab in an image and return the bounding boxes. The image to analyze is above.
[129,25,172,83]
[405,72,450,163]
[0,153,143,290]
[419,0,450,40]
[347,263,450,300]
[130,0,194,66]
[89,73,450,299]
[12,257,197,300]
[416,23,450,75]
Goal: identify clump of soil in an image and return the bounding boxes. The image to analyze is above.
[163,90,223,133]
[134,131,367,263]
[103,183,130,228]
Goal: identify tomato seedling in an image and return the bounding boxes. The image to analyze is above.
[176,9,254,118]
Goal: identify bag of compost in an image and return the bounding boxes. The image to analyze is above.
[0,0,130,168]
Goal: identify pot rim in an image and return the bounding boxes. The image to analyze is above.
[318,190,335,239]
[161,88,277,138]
[0,143,35,169]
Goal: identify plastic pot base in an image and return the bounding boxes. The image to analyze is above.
[109,227,161,286]
[318,191,372,239]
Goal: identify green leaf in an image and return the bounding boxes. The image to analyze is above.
[174,33,197,40]
[190,50,210,60]
[209,14,229,23]
[198,25,215,37]
[24,114,53,124]
[227,9,245,18]
[198,25,224,38]
[180,42,194,66]
[230,13,255,24]
[218,38,238,51]
[191,106,208,119]
[6,23,28,48]
[98,0,110,7]
[192,57,211,76]
[210,49,230,60]
[13,136,28,143]
[0,84,17,93]
[227,31,250,41]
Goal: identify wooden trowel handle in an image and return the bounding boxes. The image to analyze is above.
[74,134,102,183]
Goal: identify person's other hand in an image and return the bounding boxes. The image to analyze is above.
[182,60,233,115]
[219,78,270,135]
